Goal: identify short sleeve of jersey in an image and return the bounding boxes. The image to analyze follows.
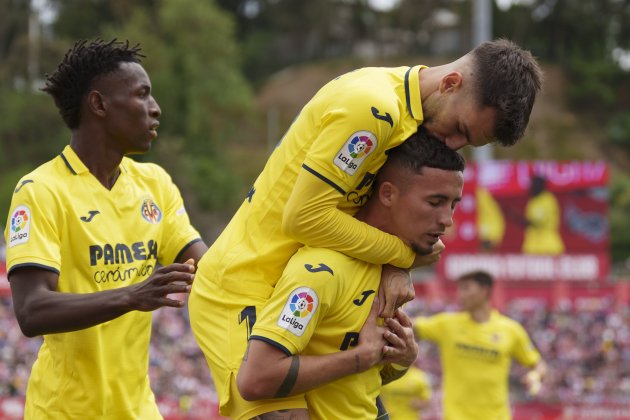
[149,164,201,265]
[414,314,447,344]
[250,250,339,355]
[510,321,541,367]
[5,177,62,274]
[302,85,397,193]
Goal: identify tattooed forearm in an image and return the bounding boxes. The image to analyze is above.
[275,356,300,397]
[380,364,408,385]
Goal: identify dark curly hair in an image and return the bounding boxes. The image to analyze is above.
[376,126,465,191]
[386,126,466,174]
[42,39,145,129]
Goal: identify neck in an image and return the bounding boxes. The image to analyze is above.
[468,302,492,323]
[355,200,392,235]
[418,56,469,102]
[70,131,124,190]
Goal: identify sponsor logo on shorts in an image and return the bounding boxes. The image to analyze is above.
[277,287,319,337]
[8,205,30,247]
[333,131,377,175]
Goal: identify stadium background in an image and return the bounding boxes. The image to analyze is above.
[1,0,630,419]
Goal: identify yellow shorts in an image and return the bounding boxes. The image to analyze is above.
[189,274,307,419]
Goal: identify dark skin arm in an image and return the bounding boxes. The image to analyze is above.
[10,239,208,338]
[176,240,207,267]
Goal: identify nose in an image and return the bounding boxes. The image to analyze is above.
[149,95,161,118]
[440,209,455,228]
[444,135,467,151]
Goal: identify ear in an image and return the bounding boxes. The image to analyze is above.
[439,71,463,93]
[378,181,398,208]
[87,90,107,118]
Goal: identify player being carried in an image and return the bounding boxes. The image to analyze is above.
[237,129,465,419]
[189,39,543,419]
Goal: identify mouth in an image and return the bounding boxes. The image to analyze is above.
[149,122,160,139]
[427,233,443,244]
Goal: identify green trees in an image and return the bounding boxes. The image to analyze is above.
[104,0,253,225]
[0,0,253,234]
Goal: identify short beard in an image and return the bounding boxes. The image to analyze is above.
[412,243,433,256]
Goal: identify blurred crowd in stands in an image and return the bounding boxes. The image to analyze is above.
[0,286,629,415]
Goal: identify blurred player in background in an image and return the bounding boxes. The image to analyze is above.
[379,364,432,419]
[189,39,543,419]
[414,271,546,420]
[236,131,464,419]
[522,175,565,255]
[4,39,207,419]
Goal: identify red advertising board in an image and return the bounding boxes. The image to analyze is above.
[438,161,609,283]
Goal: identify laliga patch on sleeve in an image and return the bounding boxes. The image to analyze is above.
[333,131,377,175]
[277,287,319,337]
[8,205,31,247]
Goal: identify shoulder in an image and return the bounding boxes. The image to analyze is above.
[121,158,171,180]
[11,156,67,199]
[494,312,527,333]
[417,311,460,328]
[288,246,359,274]
[320,67,402,112]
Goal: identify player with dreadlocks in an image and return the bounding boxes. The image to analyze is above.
[4,38,207,419]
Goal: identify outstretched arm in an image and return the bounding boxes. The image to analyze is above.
[10,261,195,337]
[523,360,547,396]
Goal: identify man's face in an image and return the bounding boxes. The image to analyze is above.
[422,90,497,151]
[388,167,463,255]
[457,278,489,311]
[96,62,161,154]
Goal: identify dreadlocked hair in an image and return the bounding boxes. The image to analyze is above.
[42,38,145,129]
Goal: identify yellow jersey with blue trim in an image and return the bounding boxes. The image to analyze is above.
[380,365,432,420]
[4,145,201,420]
[195,65,425,299]
[414,311,541,420]
[251,246,383,420]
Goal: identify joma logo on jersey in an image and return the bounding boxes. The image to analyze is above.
[89,240,158,266]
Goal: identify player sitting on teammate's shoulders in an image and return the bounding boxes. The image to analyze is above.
[238,129,465,419]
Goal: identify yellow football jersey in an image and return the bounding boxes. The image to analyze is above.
[414,311,540,420]
[251,246,383,419]
[380,365,432,420]
[523,191,565,255]
[5,145,201,420]
[194,65,425,300]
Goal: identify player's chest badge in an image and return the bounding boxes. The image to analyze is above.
[141,198,162,224]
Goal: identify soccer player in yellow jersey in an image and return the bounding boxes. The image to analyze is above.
[4,39,207,419]
[236,131,465,419]
[414,271,547,420]
[522,175,565,255]
[380,365,432,419]
[189,39,542,419]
